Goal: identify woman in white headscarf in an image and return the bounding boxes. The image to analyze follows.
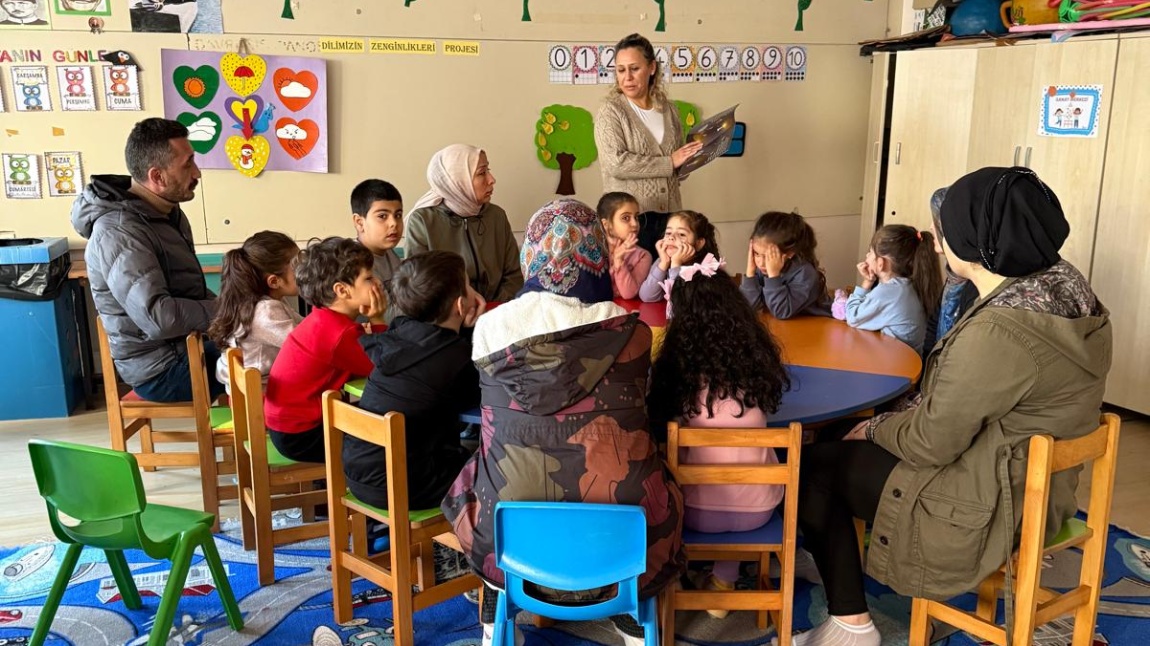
[404,144,524,302]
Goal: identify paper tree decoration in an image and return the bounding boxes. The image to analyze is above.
[674,100,701,139]
[535,104,597,196]
[654,0,666,31]
[523,0,530,20]
[796,0,812,31]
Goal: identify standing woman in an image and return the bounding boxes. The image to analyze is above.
[404,144,524,302]
[595,33,703,214]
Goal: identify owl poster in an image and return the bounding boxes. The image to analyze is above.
[56,65,96,111]
[44,151,82,197]
[10,66,52,112]
[103,64,141,110]
[2,153,42,200]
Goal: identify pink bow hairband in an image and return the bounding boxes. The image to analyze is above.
[660,253,726,316]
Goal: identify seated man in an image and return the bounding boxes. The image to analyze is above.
[71,117,223,402]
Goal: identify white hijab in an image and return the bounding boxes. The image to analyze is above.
[409,144,485,218]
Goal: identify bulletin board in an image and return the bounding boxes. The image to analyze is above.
[0,0,888,247]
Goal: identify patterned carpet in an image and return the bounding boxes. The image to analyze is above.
[1,516,1147,645]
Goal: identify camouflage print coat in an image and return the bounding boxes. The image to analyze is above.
[441,292,685,597]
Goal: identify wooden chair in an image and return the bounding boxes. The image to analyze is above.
[96,318,236,531]
[908,413,1122,646]
[226,348,328,585]
[322,391,480,646]
[660,421,803,646]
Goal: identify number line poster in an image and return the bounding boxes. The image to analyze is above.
[548,43,807,84]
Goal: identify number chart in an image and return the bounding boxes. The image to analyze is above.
[545,42,811,85]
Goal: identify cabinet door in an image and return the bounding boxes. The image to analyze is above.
[967,45,1036,170]
[885,49,977,233]
[859,53,891,257]
[1091,36,1150,415]
[1023,39,1118,276]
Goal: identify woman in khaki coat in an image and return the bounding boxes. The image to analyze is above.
[784,167,1112,646]
[594,33,702,214]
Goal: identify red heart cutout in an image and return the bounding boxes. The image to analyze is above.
[274,117,319,160]
[273,68,318,112]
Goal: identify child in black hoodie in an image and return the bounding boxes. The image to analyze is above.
[344,250,485,510]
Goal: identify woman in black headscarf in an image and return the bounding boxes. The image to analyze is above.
[781,167,1112,646]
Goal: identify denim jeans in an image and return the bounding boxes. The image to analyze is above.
[132,339,225,403]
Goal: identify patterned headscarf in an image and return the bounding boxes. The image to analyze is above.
[517,199,613,304]
[408,144,485,217]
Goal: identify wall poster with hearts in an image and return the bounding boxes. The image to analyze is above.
[160,48,327,178]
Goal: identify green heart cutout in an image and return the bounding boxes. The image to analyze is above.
[177,111,222,154]
[172,65,220,109]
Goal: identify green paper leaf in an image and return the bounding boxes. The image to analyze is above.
[173,65,220,110]
[177,111,222,154]
[282,0,294,18]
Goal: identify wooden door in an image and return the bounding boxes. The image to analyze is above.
[1091,36,1150,414]
[859,53,891,257]
[1022,38,1118,276]
[884,48,978,233]
[967,44,1036,170]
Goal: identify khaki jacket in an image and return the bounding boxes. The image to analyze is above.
[594,92,684,213]
[867,270,1111,599]
[403,202,524,302]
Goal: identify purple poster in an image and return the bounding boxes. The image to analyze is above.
[161,48,328,177]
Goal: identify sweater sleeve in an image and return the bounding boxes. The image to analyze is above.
[872,319,1037,468]
[594,102,675,180]
[93,223,216,340]
[332,325,376,378]
[845,283,900,331]
[761,263,821,320]
[248,299,302,350]
[612,247,653,300]
[639,264,674,302]
[740,275,765,310]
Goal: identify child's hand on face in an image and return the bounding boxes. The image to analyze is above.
[462,285,486,328]
[670,241,695,269]
[857,260,877,290]
[360,284,387,325]
[746,239,757,278]
[613,233,638,265]
[762,244,786,278]
[655,238,674,270]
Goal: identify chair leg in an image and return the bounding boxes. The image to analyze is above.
[493,592,514,646]
[975,576,997,622]
[908,598,932,646]
[29,543,83,646]
[149,534,196,646]
[418,537,436,591]
[254,477,276,586]
[200,529,244,630]
[140,420,157,472]
[330,508,355,624]
[106,549,142,610]
[391,544,416,646]
[639,597,659,646]
[758,554,773,631]
[659,583,676,646]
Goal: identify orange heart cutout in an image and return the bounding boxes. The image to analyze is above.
[274,117,319,160]
[224,135,270,178]
[273,68,318,112]
[228,98,261,124]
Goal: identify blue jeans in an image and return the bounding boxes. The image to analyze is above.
[132,340,225,403]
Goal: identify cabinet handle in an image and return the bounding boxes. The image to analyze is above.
[894,142,902,165]
[873,141,880,164]
[1013,146,1021,166]
[1024,147,1033,168]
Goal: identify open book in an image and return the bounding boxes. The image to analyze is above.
[676,104,738,178]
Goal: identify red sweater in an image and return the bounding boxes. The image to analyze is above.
[265,307,378,433]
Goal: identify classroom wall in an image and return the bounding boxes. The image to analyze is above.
[0,0,888,287]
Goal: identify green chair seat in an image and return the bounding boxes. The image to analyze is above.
[343,379,366,399]
[1046,516,1088,548]
[211,406,233,430]
[243,438,300,469]
[345,490,442,524]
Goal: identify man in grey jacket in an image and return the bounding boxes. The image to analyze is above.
[71,117,223,402]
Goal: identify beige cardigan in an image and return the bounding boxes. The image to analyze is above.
[594,92,684,213]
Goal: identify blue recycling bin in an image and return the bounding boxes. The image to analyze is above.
[0,237,84,420]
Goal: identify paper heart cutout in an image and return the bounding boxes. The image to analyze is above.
[176,111,222,154]
[224,95,264,128]
[172,65,219,109]
[272,68,318,112]
[274,117,319,160]
[225,135,270,178]
[219,52,267,97]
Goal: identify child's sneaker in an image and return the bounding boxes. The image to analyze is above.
[703,574,734,619]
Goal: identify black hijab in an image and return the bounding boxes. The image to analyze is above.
[939,167,1069,278]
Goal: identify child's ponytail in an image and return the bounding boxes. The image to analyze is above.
[208,231,298,346]
[911,229,944,313]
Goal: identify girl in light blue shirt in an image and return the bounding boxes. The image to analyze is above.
[847,225,944,353]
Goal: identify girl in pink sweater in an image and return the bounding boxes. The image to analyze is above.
[597,192,652,300]
[648,262,791,618]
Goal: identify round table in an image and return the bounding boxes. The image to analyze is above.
[615,298,923,425]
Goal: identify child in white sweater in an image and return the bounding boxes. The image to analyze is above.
[209,231,303,392]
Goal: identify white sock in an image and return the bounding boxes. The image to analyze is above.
[773,616,880,646]
[481,622,525,646]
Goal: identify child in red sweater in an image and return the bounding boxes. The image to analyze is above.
[265,237,386,463]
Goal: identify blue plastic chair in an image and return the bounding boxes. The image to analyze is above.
[492,502,657,646]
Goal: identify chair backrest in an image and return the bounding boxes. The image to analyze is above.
[322,390,408,518]
[186,331,215,409]
[228,348,266,462]
[27,439,147,545]
[494,501,647,621]
[666,422,803,489]
[95,316,125,404]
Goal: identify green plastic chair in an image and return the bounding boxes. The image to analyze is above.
[27,439,244,646]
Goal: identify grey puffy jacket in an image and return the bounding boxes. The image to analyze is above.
[71,175,216,386]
